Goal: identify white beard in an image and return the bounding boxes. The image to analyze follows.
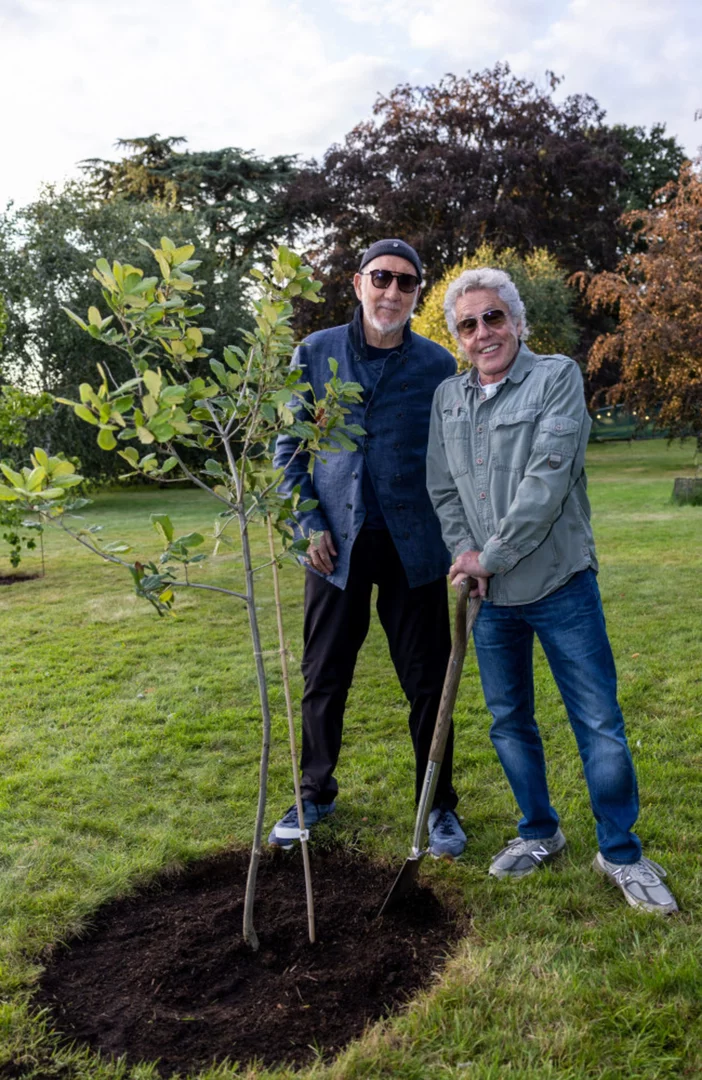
[364,293,418,338]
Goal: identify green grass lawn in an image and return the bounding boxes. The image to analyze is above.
[1,440,701,1079]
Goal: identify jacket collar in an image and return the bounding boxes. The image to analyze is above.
[347,304,412,360]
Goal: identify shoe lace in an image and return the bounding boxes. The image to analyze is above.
[625,857,668,885]
[280,805,300,827]
[434,811,458,837]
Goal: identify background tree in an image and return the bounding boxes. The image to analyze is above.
[285,65,684,336]
[413,244,578,365]
[577,162,702,447]
[81,136,301,357]
[0,186,207,477]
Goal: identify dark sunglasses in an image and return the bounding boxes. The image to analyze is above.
[456,309,507,336]
[359,268,420,293]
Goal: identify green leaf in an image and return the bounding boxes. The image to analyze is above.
[33,448,50,468]
[0,464,24,487]
[174,531,204,548]
[160,456,179,474]
[102,541,132,553]
[118,447,140,467]
[98,428,117,451]
[50,460,76,478]
[74,404,98,426]
[160,385,186,406]
[151,514,174,543]
[143,369,162,398]
[136,426,155,444]
[173,244,195,266]
[63,308,88,331]
[25,466,47,491]
[88,306,102,327]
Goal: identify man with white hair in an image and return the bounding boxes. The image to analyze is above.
[426,266,678,913]
[270,239,466,858]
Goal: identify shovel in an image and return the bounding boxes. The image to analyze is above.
[379,581,481,916]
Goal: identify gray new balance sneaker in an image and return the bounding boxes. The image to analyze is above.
[593,852,678,914]
[268,800,335,849]
[489,827,566,879]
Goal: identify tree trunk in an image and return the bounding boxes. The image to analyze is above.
[672,478,702,505]
[240,515,272,951]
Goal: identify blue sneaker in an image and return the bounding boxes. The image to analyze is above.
[268,800,336,849]
[427,808,467,859]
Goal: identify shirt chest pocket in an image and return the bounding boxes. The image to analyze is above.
[442,410,472,477]
[488,408,538,471]
[534,415,580,464]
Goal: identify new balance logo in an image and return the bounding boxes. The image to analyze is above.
[531,845,550,863]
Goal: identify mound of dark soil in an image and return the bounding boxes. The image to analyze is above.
[37,847,465,1076]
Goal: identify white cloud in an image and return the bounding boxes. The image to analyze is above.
[1,0,700,209]
[333,0,702,154]
[0,0,399,205]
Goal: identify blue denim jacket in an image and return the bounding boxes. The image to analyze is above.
[273,305,456,589]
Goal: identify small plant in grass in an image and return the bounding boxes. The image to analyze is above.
[0,386,55,570]
[0,238,363,948]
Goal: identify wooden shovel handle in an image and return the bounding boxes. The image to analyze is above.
[428,583,481,765]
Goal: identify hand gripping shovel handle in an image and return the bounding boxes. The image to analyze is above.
[411,583,481,855]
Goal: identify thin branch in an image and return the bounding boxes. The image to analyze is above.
[171,581,247,602]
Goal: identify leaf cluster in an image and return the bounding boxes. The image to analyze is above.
[48,240,363,610]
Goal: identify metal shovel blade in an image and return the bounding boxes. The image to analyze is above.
[378,851,425,917]
[378,586,481,917]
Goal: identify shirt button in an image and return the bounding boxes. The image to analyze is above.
[342,532,348,540]
[476,457,483,465]
[479,394,486,402]
[397,411,404,418]
[401,382,408,390]
[479,492,487,500]
[346,503,352,509]
[477,425,484,433]
[352,472,358,479]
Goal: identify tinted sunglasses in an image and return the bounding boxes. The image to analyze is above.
[456,309,507,336]
[359,268,420,293]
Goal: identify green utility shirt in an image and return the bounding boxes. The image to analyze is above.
[427,344,597,606]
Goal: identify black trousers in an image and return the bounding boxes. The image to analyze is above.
[299,527,457,810]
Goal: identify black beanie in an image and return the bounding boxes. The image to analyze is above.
[359,239,422,282]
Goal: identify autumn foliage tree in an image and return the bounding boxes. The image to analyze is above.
[578,163,702,447]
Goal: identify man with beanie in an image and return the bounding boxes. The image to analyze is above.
[269,239,465,857]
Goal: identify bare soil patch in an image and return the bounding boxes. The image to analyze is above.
[0,572,40,586]
[36,847,465,1076]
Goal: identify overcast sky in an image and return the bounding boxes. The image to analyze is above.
[1,0,700,209]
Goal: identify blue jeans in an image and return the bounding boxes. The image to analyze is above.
[473,570,641,864]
